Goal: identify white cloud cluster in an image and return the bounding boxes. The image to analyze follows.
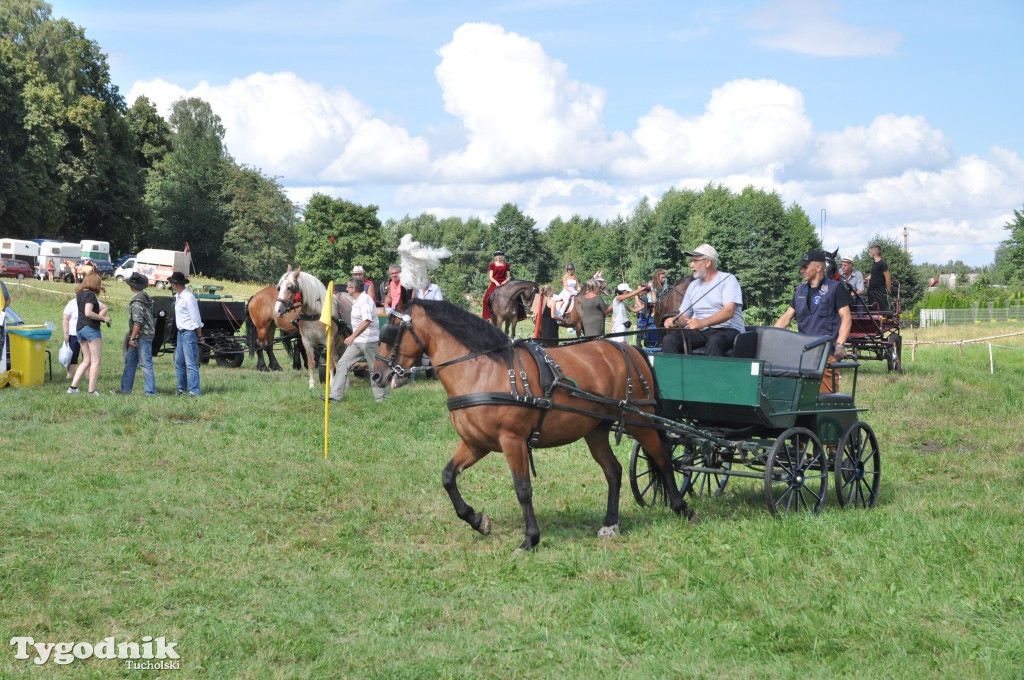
[125,21,1022,266]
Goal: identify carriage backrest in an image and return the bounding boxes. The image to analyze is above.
[747,326,831,378]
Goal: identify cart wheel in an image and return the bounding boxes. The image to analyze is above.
[834,421,881,508]
[215,352,244,368]
[629,441,679,508]
[764,427,828,516]
[886,334,902,373]
[681,446,731,497]
[198,343,212,365]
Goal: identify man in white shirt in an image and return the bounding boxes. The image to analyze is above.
[329,278,389,403]
[663,244,745,356]
[168,271,204,396]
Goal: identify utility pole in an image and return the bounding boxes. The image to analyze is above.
[903,226,909,253]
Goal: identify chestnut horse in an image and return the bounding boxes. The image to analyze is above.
[274,267,356,388]
[371,299,693,550]
[246,285,302,372]
[487,279,537,337]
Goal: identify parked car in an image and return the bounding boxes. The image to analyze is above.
[2,258,33,279]
[113,253,135,268]
[91,259,113,278]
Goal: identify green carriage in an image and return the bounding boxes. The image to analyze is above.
[628,326,881,515]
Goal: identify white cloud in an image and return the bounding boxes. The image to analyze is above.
[127,72,431,183]
[432,22,621,179]
[612,79,813,179]
[747,0,902,57]
[811,114,952,178]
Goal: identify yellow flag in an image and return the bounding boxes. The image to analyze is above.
[320,280,334,325]
[322,280,334,460]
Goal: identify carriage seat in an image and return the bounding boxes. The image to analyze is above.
[736,327,831,379]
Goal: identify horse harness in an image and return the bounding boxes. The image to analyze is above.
[278,283,352,333]
[377,312,659,475]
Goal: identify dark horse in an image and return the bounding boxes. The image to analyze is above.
[371,299,693,550]
[246,285,303,372]
[487,279,537,337]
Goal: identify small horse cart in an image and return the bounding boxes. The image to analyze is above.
[627,326,881,515]
[152,287,249,367]
[845,281,903,373]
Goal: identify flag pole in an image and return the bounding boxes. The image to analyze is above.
[320,280,334,459]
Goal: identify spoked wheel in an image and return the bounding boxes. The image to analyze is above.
[680,445,731,497]
[198,343,212,365]
[764,427,828,516]
[214,343,245,368]
[834,421,881,508]
[629,441,674,508]
[886,334,903,373]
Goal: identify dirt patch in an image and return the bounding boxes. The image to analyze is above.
[919,441,945,453]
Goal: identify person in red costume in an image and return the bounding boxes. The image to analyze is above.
[481,250,510,321]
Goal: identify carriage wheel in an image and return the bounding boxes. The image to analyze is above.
[833,421,881,508]
[764,427,828,516]
[215,343,245,368]
[886,334,903,373]
[198,343,212,365]
[680,446,731,497]
[629,441,672,508]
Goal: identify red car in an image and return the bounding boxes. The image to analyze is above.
[2,259,33,279]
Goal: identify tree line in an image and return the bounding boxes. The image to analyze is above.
[4,0,944,319]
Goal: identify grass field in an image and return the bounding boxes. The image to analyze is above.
[2,278,1023,679]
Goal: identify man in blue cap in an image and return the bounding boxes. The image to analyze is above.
[775,249,852,392]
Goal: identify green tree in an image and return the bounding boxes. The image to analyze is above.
[126,95,172,171]
[145,97,232,274]
[997,205,1024,285]
[0,0,147,248]
[297,195,387,284]
[220,165,298,283]
[490,203,552,283]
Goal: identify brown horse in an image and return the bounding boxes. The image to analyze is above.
[371,299,693,550]
[487,279,537,337]
[246,285,303,372]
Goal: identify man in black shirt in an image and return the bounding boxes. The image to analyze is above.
[865,244,891,313]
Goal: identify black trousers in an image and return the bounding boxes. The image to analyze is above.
[662,327,739,356]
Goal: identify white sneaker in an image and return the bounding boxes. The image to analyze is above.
[67,386,79,394]
[88,390,100,396]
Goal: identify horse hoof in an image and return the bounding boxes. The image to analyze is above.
[597,524,620,538]
[477,513,491,536]
[686,508,699,526]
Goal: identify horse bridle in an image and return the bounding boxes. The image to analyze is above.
[375,312,429,379]
[375,309,509,378]
[276,280,303,314]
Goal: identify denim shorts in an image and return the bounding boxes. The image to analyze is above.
[77,326,102,342]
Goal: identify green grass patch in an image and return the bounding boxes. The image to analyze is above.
[1,279,1023,678]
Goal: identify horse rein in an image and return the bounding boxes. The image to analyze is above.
[375,310,509,378]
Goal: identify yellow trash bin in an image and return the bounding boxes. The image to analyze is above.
[7,325,52,386]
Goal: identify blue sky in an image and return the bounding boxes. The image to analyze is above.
[48,0,1024,266]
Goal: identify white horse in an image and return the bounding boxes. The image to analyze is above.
[274,266,353,389]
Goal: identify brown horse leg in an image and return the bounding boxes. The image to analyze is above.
[441,441,492,537]
[584,427,623,537]
[631,427,696,522]
[500,438,540,550]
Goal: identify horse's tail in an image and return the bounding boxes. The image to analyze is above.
[245,300,260,357]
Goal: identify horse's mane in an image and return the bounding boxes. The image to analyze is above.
[411,299,511,361]
[278,269,326,312]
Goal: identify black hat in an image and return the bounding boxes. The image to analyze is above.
[126,272,149,290]
[796,250,828,268]
[566,263,575,270]
[493,250,504,256]
[167,271,189,286]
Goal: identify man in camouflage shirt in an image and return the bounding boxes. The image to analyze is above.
[113,272,157,396]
